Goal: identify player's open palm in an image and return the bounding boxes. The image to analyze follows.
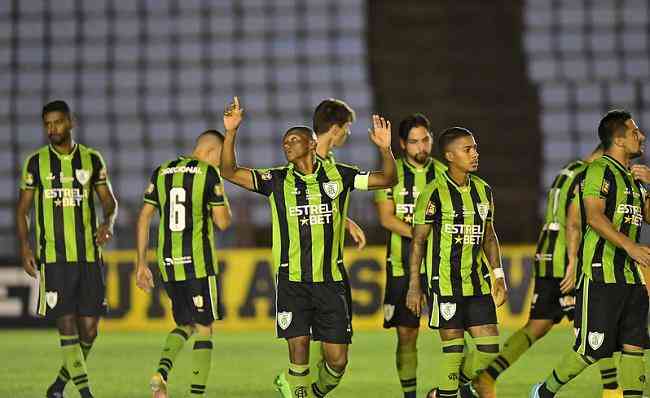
[628,244,650,267]
[136,264,155,292]
[223,96,244,131]
[492,278,507,307]
[369,114,392,150]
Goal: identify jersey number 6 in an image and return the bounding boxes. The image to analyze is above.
[169,187,186,232]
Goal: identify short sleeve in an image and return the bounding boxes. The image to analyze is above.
[143,167,160,206]
[374,187,393,203]
[90,151,109,186]
[206,166,227,207]
[583,162,612,200]
[413,185,440,225]
[486,189,495,222]
[251,168,275,197]
[20,154,39,190]
[334,163,363,191]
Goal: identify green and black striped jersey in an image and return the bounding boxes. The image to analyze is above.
[413,172,494,297]
[579,155,646,285]
[534,160,588,278]
[250,158,364,282]
[20,144,109,265]
[374,157,447,276]
[144,156,227,282]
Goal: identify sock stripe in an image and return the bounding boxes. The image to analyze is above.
[438,389,458,398]
[193,340,213,350]
[288,368,310,377]
[603,382,619,389]
[191,384,206,389]
[495,356,510,369]
[158,368,169,381]
[623,391,643,397]
[80,341,93,348]
[159,359,173,369]
[400,378,417,387]
[600,368,617,375]
[476,344,500,353]
[442,344,464,353]
[459,371,471,384]
[324,363,343,379]
[312,383,327,398]
[171,327,190,340]
[552,370,567,386]
[622,351,644,357]
[60,338,80,347]
[485,365,500,380]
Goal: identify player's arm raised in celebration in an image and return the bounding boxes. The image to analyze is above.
[220,97,257,190]
[364,115,397,190]
[16,188,37,278]
[483,221,507,307]
[375,198,413,238]
[562,196,581,293]
[405,223,430,316]
[94,183,118,246]
[135,202,156,292]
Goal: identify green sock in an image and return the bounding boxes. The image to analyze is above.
[309,342,324,380]
[396,344,417,396]
[472,335,500,373]
[53,340,94,387]
[158,326,191,381]
[485,328,534,380]
[189,335,213,396]
[312,360,344,397]
[438,338,465,398]
[598,356,618,390]
[60,334,92,398]
[542,350,592,393]
[619,350,645,397]
[287,363,310,398]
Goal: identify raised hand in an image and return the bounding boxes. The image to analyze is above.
[368,114,392,150]
[631,164,650,184]
[223,96,244,132]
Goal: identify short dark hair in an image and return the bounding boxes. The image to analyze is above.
[198,129,225,143]
[313,99,355,135]
[42,100,71,119]
[398,113,431,141]
[438,127,473,156]
[598,110,632,149]
[284,125,316,141]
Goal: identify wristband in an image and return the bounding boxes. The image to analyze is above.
[493,267,505,279]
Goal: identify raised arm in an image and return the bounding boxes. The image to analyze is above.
[366,115,398,190]
[221,97,256,190]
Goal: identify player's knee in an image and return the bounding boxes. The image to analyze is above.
[525,320,552,340]
[326,353,348,372]
[193,323,213,337]
[56,315,77,335]
[397,327,418,348]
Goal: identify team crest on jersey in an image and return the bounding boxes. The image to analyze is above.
[277,311,293,330]
[46,291,58,309]
[193,295,204,309]
[426,201,436,216]
[477,203,490,220]
[99,168,107,180]
[323,181,340,199]
[214,184,223,196]
[440,302,456,321]
[145,183,155,195]
[75,169,90,185]
[588,331,605,351]
[24,172,34,186]
[383,304,395,322]
[260,171,272,181]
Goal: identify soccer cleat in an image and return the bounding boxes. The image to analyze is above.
[529,383,543,398]
[45,386,65,398]
[425,388,438,398]
[150,372,168,398]
[458,383,479,398]
[473,372,497,398]
[601,387,623,398]
[273,373,292,398]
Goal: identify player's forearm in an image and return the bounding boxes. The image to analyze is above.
[380,215,413,238]
[135,211,153,267]
[566,223,581,266]
[587,211,636,252]
[16,210,31,251]
[101,195,118,230]
[368,148,397,189]
[407,237,425,287]
[482,225,503,270]
[220,129,239,178]
[644,197,650,224]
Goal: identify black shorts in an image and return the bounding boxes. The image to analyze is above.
[383,273,430,329]
[529,277,575,323]
[163,275,221,327]
[37,261,107,319]
[275,272,353,344]
[429,293,497,330]
[573,278,649,359]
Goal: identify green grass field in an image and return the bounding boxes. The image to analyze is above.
[0,328,644,397]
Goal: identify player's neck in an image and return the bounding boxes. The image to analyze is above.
[316,134,334,158]
[604,149,630,168]
[447,166,469,186]
[293,156,316,175]
[51,139,75,155]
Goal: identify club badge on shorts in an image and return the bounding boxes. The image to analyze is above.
[277,311,293,330]
[588,331,605,351]
[383,304,395,322]
[440,302,456,321]
[46,291,58,309]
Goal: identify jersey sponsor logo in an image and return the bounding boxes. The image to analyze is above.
[277,311,293,330]
[383,304,395,322]
[323,181,340,199]
[289,203,335,226]
[46,291,58,309]
[588,331,605,351]
[439,302,456,321]
[395,203,415,215]
[161,166,202,175]
[397,186,420,198]
[75,169,91,185]
[24,172,34,186]
[444,224,484,244]
[535,253,553,262]
[193,295,204,310]
[44,188,89,208]
[477,203,490,220]
[163,256,193,266]
[617,204,643,226]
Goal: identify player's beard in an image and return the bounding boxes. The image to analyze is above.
[48,131,70,146]
[413,152,429,164]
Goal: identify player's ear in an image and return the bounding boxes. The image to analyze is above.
[444,150,453,163]
[399,139,406,151]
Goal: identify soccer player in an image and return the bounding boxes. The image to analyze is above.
[135,130,231,397]
[16,100,118,398]
[374,113,446,398]
[220,97,397,398]
[472,144,606,397]
[530,110,650,398]
[406,127,508,398]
